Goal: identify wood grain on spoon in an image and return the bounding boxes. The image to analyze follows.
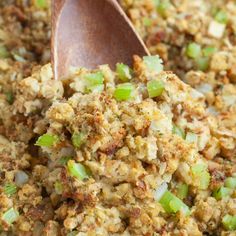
[51,0,149,80]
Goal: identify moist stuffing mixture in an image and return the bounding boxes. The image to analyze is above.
[0,1,236,236]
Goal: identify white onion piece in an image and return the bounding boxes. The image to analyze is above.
[196,83,213,94]
[186,132,198,144]
[154,182,168,201]
[15,171,29,187]
[208,21,225,38]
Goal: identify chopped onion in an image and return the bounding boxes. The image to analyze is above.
[15,171,29,187]
[208,21,225,38]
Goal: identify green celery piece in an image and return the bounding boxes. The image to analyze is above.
[214,10,228,24]
[222,214,236,231]
[159,190,189,215]
[35,0,48,9]
[153,0,160,6]
[199,171,211,190]
[192,164,210,190]
[35,134,59,147]
[54,181,63,194]
[2,208,19,225]
[192,164,206,175]
[143,17,152,27]
[67,231,79,236]
[71,132,86,148]
[202,46,217,57]
[3,183,17,196]
[59,156,72,165]
[114,83,134,101]
[213,187,231,200]
[0,45,10,58]
[224,177,236,189]
[147,80,164,98]
[143,55,163,74]
[86,84,104,93]
[67,160,90,181]
[176,184,188,199]
[157,0,171,17]
[186,43,201,59]
[116,63,132,82]
[172,125,185,139]
[159,190,174,213]
[195,57,209,72]
[84,72,104,86]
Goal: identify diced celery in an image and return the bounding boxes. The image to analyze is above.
[159,190,190,215]
[224,177,236,189]
[191,164,210,190]
[213,187,231,200]
[195,57,209,71]
[147,80,164,98]
[159,190,174,213]
[153,0,160,6]
[67,160,90,181]
[192,164,206,175]
[186,43,201,59]
[54,181,63,194]
[172,125,185,139]
[86,84,104,93]
[2,208,19,225]
[84,72,104,86]
[143,17,152,27]
[35,134,59,147]
[35,0,48,9]
[202,46,217,57]
[71,132,86,148]
[222,214,236,231]
[157,0,171,17]
[67,231,79,236]
[143,55,163,74]
[0,45,10,58]
[59,156,72,165]
[176,184,188,199]
[214,10,228,24]
[116,63,132,82]
[114,83,134,101]
[199,171,211,190]
[3,183,17,196]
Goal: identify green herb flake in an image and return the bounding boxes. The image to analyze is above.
[5,92,14,105]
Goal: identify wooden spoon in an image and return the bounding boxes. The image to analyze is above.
[51,0,149,80]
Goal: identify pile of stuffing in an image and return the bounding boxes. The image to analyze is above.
[0,0,235,235]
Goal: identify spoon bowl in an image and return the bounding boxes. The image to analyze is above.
[52,0,149,79]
